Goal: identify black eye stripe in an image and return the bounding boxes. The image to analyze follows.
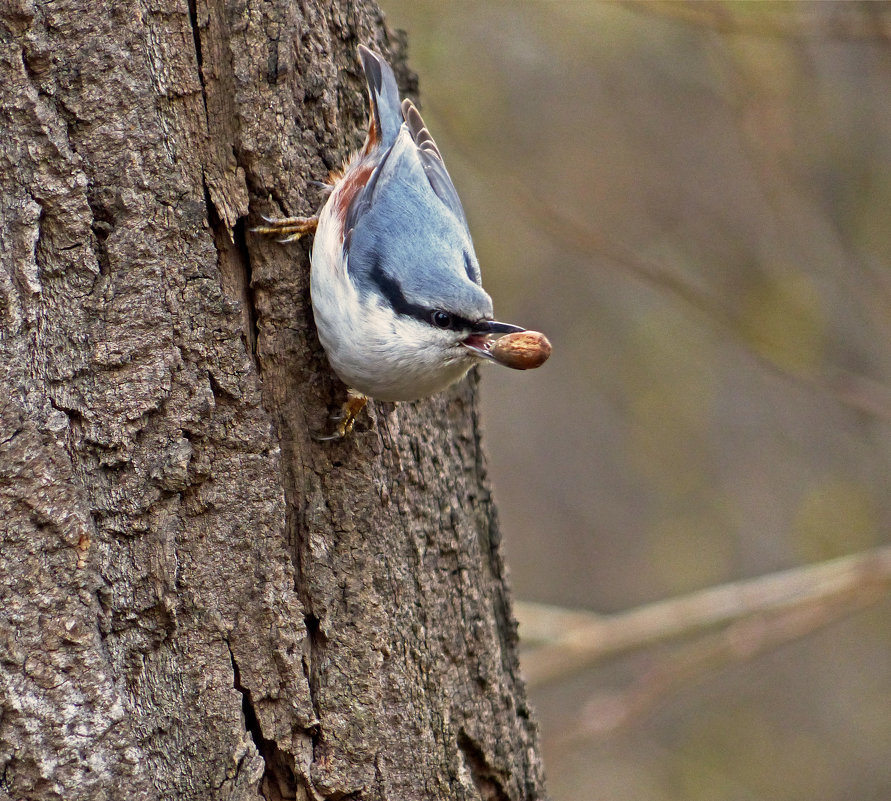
[368,261,476,331]
[430,310,475,331]
[368,259,430,321]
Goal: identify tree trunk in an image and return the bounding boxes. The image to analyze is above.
[0,1,547,800]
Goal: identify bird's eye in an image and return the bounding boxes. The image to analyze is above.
[431,310,452,329]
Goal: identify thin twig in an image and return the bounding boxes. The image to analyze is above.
[558,588,883,740]
[516,545,891,688]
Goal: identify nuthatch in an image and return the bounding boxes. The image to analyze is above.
[255,46,537,437]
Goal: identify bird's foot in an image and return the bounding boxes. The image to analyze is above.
[313,390,368,441]
[252,214,319,243]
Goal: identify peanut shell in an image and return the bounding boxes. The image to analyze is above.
[489,331,552,370]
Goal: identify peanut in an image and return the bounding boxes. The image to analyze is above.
[489,331,552,370]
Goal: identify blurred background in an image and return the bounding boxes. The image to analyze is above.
[380,3,891,800]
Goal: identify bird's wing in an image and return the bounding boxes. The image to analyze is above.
[400,98,468,229]
[344,50,471,253]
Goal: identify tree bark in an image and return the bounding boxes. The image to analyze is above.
[0,1,547,800]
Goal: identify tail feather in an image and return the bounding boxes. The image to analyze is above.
[358,46,403,148]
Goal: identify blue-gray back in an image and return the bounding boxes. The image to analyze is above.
[346,130,492,321]
[346,48,490,321]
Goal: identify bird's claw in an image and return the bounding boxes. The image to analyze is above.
[251,214,319,242]
[311,391,368,441]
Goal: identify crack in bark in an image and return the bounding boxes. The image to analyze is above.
[233,217,260,356]
[457,730,511,801]
[203,179,260,365]
[227,642,298,801]
[186,0,207,117]
[188,0,259,361]
[300,612,325,735]
[87,201,114,277]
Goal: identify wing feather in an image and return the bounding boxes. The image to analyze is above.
[400,98,468,228]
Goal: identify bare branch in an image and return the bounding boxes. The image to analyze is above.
[558,587,881,740]
[516,545,891,688]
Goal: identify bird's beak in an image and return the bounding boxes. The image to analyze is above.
[461,320,525,359]
[474,320,526,335]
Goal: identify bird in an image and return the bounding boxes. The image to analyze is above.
[254,45,526,438]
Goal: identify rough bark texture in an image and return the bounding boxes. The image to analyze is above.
[0,1,547,800]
